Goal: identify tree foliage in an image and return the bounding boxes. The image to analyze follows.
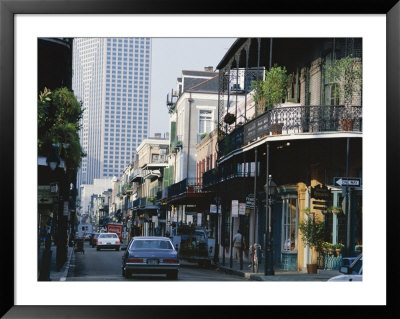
[251,65,289,114]
[38,87,85,174]
[324,56,362,107]
[299,215,326,252]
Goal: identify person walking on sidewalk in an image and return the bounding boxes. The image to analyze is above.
[233,230,243,261]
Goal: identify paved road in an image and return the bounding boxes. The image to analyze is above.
[66,241,248,281]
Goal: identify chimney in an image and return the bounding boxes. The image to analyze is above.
[204,66,214,72]
[154,133,162,138]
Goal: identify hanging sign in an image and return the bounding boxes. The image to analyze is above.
[239,203,246,215]
[310,184,331,200]
[231,200,239,217]
[197,213,202,226]
[210,204,217,213]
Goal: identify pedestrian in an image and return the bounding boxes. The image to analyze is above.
[232,230,243,260]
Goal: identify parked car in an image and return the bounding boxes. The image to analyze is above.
[96,233,121,251]
[328,253,362,281]
[90,233,100,248]
[121,236,179,280]
[83,233,91,241]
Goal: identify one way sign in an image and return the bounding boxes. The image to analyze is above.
[334,177,361,187]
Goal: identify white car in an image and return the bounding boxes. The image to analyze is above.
[328,253,362,282]
[96,233,121,251]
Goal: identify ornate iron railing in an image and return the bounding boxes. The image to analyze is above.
[202,165,257,189]
[167,178,203,198]
[218,105,362,156]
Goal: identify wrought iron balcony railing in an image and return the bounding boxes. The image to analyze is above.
[219,105,362,156]
[202,166,258,189]
[167,178,202,198]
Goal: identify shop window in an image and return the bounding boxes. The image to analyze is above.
[281,197,298,252]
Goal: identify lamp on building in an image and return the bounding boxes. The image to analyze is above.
[46,144,61,171]
[264,174,277,276]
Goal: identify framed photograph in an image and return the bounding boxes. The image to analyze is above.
[1,0,398,317]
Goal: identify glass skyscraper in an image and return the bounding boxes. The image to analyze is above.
[73,38,151,187]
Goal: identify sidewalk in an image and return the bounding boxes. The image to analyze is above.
[37,244,74,281]
[212,258,341,281]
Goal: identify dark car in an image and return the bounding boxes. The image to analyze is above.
[121,236,179,280]
[90,233,100,248]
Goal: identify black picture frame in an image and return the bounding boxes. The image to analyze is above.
[1,0,398,317]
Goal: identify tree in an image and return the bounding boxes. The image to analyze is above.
[299,212,327,264]
[38,87,85,175]
[324,55,362,117]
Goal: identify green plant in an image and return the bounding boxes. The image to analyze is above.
[200,132,208,140]
[299,216,326,254]
[251,65,289,114]
[334,243,344,250]
[327,206,342,214]
[324,55,362,117]
[38,87,85,173]
[322,241,332,250]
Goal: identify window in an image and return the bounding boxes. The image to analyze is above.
[282,197,298,252]
[199,110,213,134]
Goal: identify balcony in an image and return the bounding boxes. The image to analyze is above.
[202,166,257,189]
[130,169,143,182]
[166,178,208,204]
[219,105,362,156]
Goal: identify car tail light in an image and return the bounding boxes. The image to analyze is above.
[116,241,120,244]
[127,258,143,263]
[98,241,102,245]
[163,259,179,263]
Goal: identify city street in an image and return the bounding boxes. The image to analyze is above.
[66,241,248,281]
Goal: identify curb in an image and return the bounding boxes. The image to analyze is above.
[213,263,254,278]
[59,247,74,281]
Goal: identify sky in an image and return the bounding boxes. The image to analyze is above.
[149,37,236,137]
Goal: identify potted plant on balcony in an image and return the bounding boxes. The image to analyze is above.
[251,65,289,116]
[223,113,236,125]
[299,212,326,274]
[187,183,194,193]
[324,55,362,131]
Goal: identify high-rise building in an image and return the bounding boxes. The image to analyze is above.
[73,37,151,188]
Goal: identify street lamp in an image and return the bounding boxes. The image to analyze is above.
[264,174,277,276]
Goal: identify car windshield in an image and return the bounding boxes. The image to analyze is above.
[131,239,173,250]
[99,234,118,238]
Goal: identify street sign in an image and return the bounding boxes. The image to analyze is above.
[231,200,239,217]
[239,203,246,215]
[334,177,361,187]
[246,194,256,209]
